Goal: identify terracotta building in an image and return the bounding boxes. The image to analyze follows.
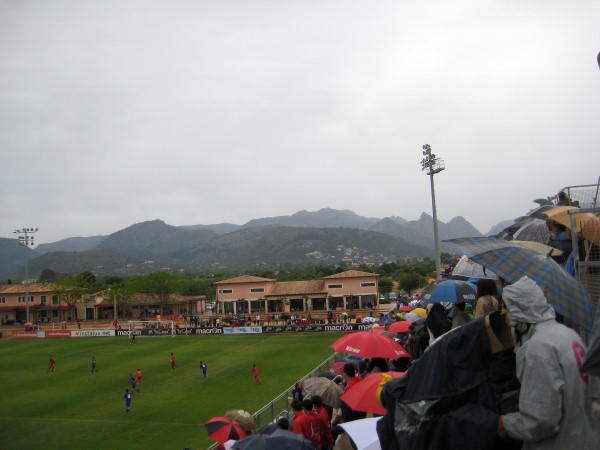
[214,270,380,315]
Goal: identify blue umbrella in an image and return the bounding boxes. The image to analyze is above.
[420,279,477,304]
[444,237,595,332]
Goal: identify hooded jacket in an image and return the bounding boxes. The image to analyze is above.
[502,277,599,450]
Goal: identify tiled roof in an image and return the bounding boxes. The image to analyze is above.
[266,280,326,297]
[215,275,275,285]
[0,282,57,294]
[323,270,380,279]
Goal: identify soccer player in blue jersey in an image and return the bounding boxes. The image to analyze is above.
[91,356,98,374]
[129,373,141,395]
[124,389,132,415]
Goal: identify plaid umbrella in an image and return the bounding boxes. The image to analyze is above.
[444,237,595,332]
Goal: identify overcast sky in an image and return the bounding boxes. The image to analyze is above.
[1,0,599,245]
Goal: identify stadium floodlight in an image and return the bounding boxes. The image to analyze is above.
[420,144,445,280]
[14,227,38,323]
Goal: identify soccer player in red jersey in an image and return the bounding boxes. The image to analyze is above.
[170,353,176,371]
[251,363,261,384]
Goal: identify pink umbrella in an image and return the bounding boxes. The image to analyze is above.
[330,331,409,359]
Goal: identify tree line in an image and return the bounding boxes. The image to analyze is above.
[37,255,452,313]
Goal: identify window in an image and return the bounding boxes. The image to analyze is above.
[361,282,376,287]
[328,284,343,289]
[52,295,59,305]
[0,297,5,304]
[250,288,264,293]
[220,289,232,294]
[41,296,46,305]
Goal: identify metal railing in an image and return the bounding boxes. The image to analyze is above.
[207,352,345,449]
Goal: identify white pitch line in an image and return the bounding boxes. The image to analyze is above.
[0,416,196,426]
[237,336,275,352]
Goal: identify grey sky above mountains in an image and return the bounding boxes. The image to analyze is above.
[2,1,599,245]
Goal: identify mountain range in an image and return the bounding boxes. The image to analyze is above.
[0,208,509,279]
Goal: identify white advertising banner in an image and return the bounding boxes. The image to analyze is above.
[71,329,115,338]
[223,326,262,335]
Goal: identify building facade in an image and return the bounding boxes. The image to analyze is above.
[0,282,74,325]
[214,270,380,315]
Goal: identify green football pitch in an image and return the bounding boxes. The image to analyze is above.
[0,333,341,449]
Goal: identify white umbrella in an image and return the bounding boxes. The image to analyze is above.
[339,417,382,450]
[451,255,497,280]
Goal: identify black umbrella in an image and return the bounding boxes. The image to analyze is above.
[232,429,317,450]
[318,371,337,380]
[420,279,477,304]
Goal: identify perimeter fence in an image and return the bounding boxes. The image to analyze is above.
[207,352,346,449]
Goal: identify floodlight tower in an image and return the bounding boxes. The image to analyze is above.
[420,144,445,280]
[14,227,38,323]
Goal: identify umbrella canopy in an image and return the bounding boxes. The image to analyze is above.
[331,360,357,376]
[399,306,411,312]
[378,330,399,339]
[445,237,596,332]
[388,321,412,334]
[225,410,256,433]
[340,371,405,415]
[450,255,498,280]
[410,308,428,318]
[339,417,382,450]
[420,279,477,304]
[232,429,317,450]
[512,218,552,243]
[511,240,563,257]
[317,371,337,380]
[302,376,344,408]
[330,331,410,359]
[204,416,247,444]
[404,312,423,323]
[536,206,600,243]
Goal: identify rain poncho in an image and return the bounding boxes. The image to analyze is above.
[502,277,599,450]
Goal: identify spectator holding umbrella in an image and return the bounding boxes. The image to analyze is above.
[473,278,500,318]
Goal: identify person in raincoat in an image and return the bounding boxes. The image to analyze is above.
[498,276,599,449]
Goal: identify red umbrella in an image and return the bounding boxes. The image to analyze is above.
[330,331,410,359]
[204,416,247,444]
[399,306,411,312]
[388,321,411,334]
[340,371,405,415]
[331,360,358,375]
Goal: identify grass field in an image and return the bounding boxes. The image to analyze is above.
[0,333,341,449]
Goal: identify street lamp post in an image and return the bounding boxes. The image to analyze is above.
[14,227,38,323]
[420,144,445,281]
